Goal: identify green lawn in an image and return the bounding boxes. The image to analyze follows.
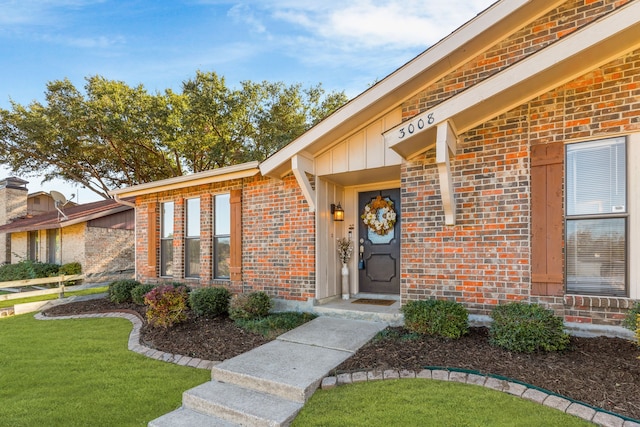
[0,286,109,308]
[0,313,210,427]
[293,379,593,427]
[1,312,595,427]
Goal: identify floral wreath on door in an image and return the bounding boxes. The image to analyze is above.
[361,195,397,236]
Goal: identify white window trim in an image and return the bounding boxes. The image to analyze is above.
[629,133,639,300]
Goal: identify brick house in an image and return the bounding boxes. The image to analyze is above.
[0,178,135,282]
[111,0,640,329]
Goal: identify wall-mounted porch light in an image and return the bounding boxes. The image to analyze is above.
[331,203,344,221]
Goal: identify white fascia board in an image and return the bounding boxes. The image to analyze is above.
[109,161,260,198]
[386,1,640,159]
[259,0,561,178]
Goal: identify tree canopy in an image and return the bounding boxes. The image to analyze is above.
[0,71,348,199]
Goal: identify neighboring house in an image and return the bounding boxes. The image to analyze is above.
[0,177,79,264]
[111,0,640,328]
[0,179,135,282]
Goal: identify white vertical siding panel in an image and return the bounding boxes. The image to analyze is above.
[348,131,366,171]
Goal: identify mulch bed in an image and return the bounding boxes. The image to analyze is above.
[42,297,640,421]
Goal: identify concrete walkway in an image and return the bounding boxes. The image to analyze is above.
[148,316,386,427]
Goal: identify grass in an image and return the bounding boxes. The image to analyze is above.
[0,309,595,426]
[0,313,210,427]
[292,379,593,427]
[234,312,318,338]
[0,286,108,308]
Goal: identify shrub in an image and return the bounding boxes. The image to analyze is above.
[401,299,469,339]
[229,291,272,321]
[58,262,82,285]
[131,284,156,306]
[108,279,141,303]
[0,260,60,281]
[144,285,189,328]
[58,262,82,275]
[189,286,231,317]
[31,262,61,279]
[489,302,569,353]
[623,301,640,331]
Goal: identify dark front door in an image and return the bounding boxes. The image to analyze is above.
[358,189,400,294]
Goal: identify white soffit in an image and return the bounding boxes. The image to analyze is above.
[385,1,640,159]
[259,0,566,179]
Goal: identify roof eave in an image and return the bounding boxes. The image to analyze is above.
[259,0,566,178]
[109,161,261,198]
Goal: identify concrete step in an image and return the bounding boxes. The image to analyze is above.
[211,339,353,403]
[182,380,303,427]
[211,317,386,403]
[313,304,403,325]
[148,407,238,427]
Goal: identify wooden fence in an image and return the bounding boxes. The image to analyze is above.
[0,275,85,302]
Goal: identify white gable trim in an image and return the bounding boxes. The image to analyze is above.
[259,0,565,179]
[385,1,640,159]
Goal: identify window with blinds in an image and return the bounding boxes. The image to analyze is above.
[160,201,174,277]
[565,137,627,296]
[214,194,230,279]
[185,198,201,278]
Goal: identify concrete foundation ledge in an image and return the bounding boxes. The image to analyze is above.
[321,368,640,426]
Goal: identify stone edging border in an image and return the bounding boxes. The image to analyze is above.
[321,369,640,427]
[34,312,219,370]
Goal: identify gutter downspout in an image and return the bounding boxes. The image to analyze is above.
[113,194,136,208]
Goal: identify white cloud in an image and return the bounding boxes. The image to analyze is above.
[226,0,496,50]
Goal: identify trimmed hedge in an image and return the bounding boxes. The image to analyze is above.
[189,286,231,317]
[108,279,141,303]
[401,299,468,339]
[0,260,60,281]
[489,302,569,353]
[58,262,82,275]
[131,284,156,306]
[229,292,272,321]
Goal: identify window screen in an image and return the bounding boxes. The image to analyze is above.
[185,198,201,278]
[565,137,627,296]
[160,201,174,277]
[214,194,230,279]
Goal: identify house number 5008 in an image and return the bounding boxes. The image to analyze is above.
[398,113,435,139]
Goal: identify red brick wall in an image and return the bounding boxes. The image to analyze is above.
[399,0,640,325]
[135,180,244,289]
[134,175,316,300]
[242,174,315,301]
[401,105,531,314]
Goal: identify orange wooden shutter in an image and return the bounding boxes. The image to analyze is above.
[531,142,564,296]
[229,190,242,281]
[147,202,157,269]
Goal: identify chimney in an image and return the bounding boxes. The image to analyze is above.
[0,177,29,264]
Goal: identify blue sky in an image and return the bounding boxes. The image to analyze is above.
[0,0,495,202]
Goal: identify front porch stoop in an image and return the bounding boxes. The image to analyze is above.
[311,294,404,326]
[148,316,386,427]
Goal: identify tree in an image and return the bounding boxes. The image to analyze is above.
[0,72,347,198]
